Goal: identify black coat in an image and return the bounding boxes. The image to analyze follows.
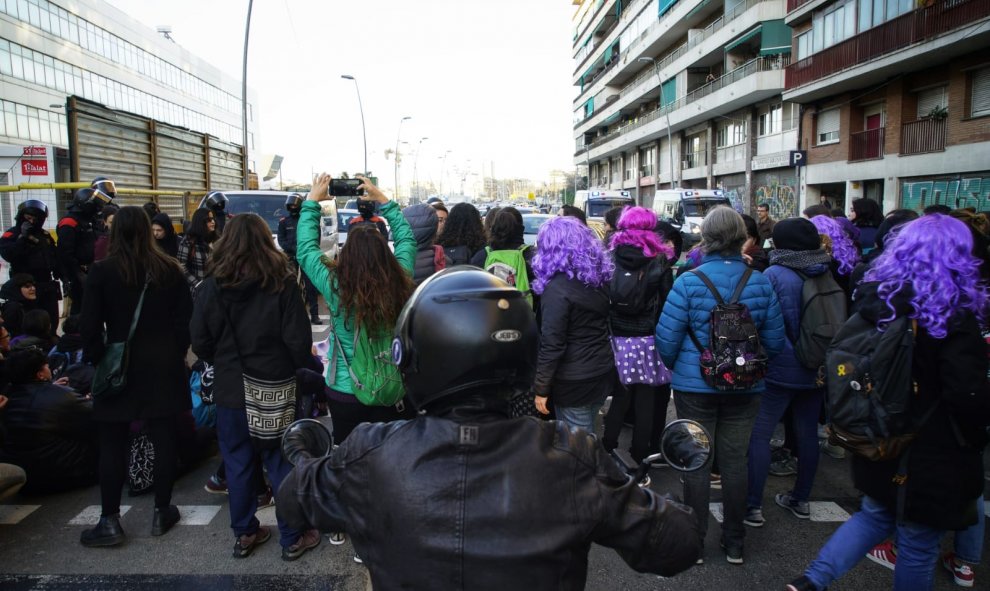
[56,212,97,282]
[0,224,60,282]
[276,391,701,589]
[851,284,990,530]
[610,245,673,337]
[80,259,192,422]
[190,277,313,409]
[0,381,96,493]
[0,279,41,337]
[533,274,613,404]
[277,214,300,260]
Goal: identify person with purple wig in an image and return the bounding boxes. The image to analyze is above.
[531,216,615,434]
[788,214,990,591]
[810,215,860,297]
[602,207,675,482]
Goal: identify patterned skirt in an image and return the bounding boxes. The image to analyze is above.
[610,336,672,387]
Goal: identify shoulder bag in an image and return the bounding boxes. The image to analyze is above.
[92,275,150,399]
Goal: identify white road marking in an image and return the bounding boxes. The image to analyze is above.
[69,505,131,525]
[0,505,41,524]
[256,505,278,527]
[176,505,222,526]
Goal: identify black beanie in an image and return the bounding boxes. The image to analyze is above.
[772,218,821,251]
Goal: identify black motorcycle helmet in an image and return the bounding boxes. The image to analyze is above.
[72,187,112,215]
[285,193,304,214]
[16,199,48,225]
[91,177,116,200]
[204,191,228,212]
[392,267,537,412]
[356,199,376,219]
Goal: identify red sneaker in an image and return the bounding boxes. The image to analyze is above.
[865,540,896,571]
[941,552,975,588]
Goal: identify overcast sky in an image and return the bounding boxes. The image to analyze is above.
[108,0,577,191]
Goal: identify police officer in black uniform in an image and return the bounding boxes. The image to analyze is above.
[0,199,61,334]
[202,191,229,236]
[57,179,114,314]
[277,193,321,324]
[277,267,701,589]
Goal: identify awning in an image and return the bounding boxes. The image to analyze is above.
[760,19,792,55]
[686,0,713,18]
[725,25,761,53]
[659,0,678,17]
[585,98,595,117]
[603,111,621,125]
[616,0,623,18]
[604,45,614,63]
[661,79,676,107]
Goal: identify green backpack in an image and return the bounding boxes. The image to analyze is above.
[484,245,533,306]
[330,321,405,407]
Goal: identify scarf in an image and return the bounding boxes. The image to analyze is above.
[769,248,832,272]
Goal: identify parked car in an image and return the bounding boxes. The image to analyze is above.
[338,208,393,250]
[197,190,339,258]
[521,213,553,246]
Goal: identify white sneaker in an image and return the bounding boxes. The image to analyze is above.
[353,554,364,564]
[327,532,345,545]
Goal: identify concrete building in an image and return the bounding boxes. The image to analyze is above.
[783,0,990,213]
[571,0,800,219]
[0,0,258,225]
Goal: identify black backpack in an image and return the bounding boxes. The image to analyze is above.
[823,313,917,461]
[686,268,769,391]
[794,271,847,369]
[610,258,663,334]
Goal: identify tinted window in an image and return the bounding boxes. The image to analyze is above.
[587,198,634,218]
[682,199,731,217]
[224,195,288,233]
[522,215,550,234]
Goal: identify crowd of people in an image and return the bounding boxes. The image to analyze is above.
[0,173,986,589]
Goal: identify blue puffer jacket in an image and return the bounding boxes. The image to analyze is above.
[763,263,830,389]
[656,254,785,394]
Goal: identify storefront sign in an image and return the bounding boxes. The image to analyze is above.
[21,159,48,176]
[751,152,790,171]
[22,146,46,157]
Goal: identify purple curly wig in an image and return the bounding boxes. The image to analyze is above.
[610,206,675,261]
[811,215,860,276]
[532,216,613,294]
[864,214,987,339]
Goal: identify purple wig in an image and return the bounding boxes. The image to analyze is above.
[864,214,987,339]
[532,216,613,294]
[610,206,674,261]
[811,215,860,276]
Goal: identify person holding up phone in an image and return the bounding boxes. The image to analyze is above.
[296,174,417,444]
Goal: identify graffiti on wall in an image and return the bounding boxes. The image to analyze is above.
[754,174,798,220]
[901,175,990,211]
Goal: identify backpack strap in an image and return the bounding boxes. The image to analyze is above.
[729,267,754,305]
[688,269,725,306]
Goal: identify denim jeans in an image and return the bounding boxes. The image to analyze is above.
[954,495,985,564]
[555,401,604,436]
[804,495,943,591]
[217,406,299,548]
[674,391,761,549]
[747,385,824,508]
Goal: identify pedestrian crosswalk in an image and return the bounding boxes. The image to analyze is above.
[311,315,330,332]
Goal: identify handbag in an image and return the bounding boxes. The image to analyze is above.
[219,290,296,447]
[92,275,149,399]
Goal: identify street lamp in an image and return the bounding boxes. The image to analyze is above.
[413,137,428,202]
[438,150,452,197]
[340,75,367,175]
[395,116,411,200]
[638,57,677,189]
[241,0,255,189]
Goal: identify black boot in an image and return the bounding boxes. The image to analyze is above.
[310,314,323,325]
[80,515,125,547]
[151,505,180,536]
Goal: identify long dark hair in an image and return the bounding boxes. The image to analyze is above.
[152,212,179,257]
[187,208,217,243]
[107,206,184,287]
[207,213,293,292]
[488,207,523,250]
[436,203,486,252]
[328,224,413,333]
[851,198,883,227]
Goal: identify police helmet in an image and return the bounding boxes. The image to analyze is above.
[72,188,112,214]
[285,193,304,213]
[392,267,537,411]
[16,199,48,224]
[91,177,116,201]
[204,191,228,211]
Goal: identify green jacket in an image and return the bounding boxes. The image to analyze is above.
[297,200,416,395]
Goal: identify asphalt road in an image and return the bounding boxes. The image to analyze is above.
[1,319,986,590]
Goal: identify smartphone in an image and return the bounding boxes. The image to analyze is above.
[329,178,363,197]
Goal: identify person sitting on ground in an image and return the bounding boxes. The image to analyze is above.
[0,346,96,494]
[9,309,56,351]
[0,274,41,338]
[401,203,451,286]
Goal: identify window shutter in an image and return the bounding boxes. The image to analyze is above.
[916,86,946,118]
[972,68,990,117]
[818,108,839,135]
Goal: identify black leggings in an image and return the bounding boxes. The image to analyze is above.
[97,417,177,517]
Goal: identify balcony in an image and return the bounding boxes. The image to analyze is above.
[849,128,884,161]
[900,118,946,155]
[786,0,990,90]
[786,0,815,10]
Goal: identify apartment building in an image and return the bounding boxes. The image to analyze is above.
[571,0,801,219]
[783,0,990,213]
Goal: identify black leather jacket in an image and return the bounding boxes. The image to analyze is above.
[276,391,700,590]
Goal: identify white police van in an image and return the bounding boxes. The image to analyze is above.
[572,190,635,221]
[652,189,731,248]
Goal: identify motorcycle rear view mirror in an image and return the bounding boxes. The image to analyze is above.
[281,417,334,466]
[656,419,711,472]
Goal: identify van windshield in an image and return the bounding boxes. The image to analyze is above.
[224,194,288,233]
[682,199,731,218]
[587,198,634,218]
